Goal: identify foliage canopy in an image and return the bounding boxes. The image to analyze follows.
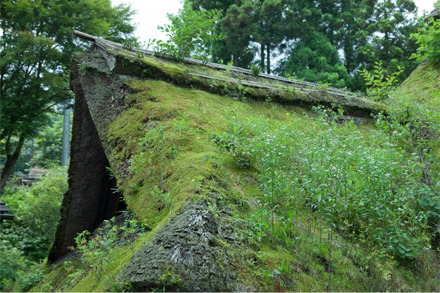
[0,0,136,192]
[411,15,440,66]
[148,6,222,62]
[186,0,424,89]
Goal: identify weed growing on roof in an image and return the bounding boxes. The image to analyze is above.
[361,61,404,102]
[103,275,133,292]
[286,72,304,82]
[251,65,261,77]
[211,113,253,169]
[317,82,331,91]
[61,260,85,290]
[72,215,143,285]
[226,60,234,73]
[75,219,115,272]
[151,186,174,213]
[214,106,437,262]
[157,268,182,292]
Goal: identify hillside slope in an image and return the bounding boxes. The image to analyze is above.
[32,37,439,292]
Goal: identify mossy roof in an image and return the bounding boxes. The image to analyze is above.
[30,31,440,293]
[74,30,386,118]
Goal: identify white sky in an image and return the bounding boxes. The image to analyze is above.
[111,0,184,44]
[111,0,437,44]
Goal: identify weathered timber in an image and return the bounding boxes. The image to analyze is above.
[73,30,359,100]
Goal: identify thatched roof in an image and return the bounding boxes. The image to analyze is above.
[425,5,439,22]
[73,30,386,118]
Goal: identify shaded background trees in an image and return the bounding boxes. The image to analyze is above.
[0,0,136,193]
[184,0,425,89]
[0,0,137,288]
[1,0,430,192]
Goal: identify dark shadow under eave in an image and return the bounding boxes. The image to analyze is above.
[48,68,125,263]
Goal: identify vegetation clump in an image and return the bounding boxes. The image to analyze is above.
[0,167,67,290]
[23,58,439,292]
[411,15,440,66]
[214,107,438,261]
[12,5,440,288]
[251,65,261,77]
[147,6,222,62]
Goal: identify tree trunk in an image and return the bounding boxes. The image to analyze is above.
[260,43,265,72]
[266,44,271,74]
[233,55,239,67]
[344,41,353,75]
[0,134,25,196]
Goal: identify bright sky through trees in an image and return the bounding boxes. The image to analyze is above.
[111,0,437,44]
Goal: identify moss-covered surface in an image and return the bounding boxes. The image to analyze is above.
[106,78,312,228]
[395,63,440,105]
[112,51,387,117]
[392,63,440,185]
[32,50,440,292]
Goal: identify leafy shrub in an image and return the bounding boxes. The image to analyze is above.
[151,186,173,212]
[211,118,253,169]
[147,7,222,61]
[1,167,67,261]
[0,167,67,289]
[75,223,119,272]
[411,11,440,66]
[361,60,404,101]
[0,245,29,290]
[215,109,437,261]
[75,215,143,272]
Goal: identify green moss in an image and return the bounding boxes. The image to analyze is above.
[71,244,135,291]
[38,50,440,292]
[396,63,440,102]
[393,62,440,183]
[139,56,187,80]
[107,79,305,228]
[114,53,385,117]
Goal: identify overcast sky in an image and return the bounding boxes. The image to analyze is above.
[111,0,438,44]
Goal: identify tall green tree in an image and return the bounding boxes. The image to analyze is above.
[254,0,290,74]
[190,0,254,66]
[279,0,421,90]
[365,0,422,79]
[0,0,136,193]
[277,31,349,87]
[277,0,349,85]
[221,1,256,67]
[222,0,291,73]
[163,4,223,61]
